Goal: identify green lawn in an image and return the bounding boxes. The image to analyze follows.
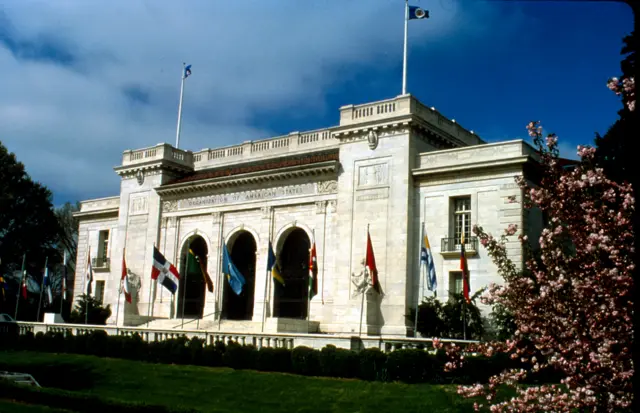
[0,399,73,413]
[0,351,477,412]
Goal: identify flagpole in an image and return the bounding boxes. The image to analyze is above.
[414,223,423,336]
[147,244,155,328]
[14,254,26,320]
[115,248,124,328]
[37,257,48,322]
[402,0,409,95]
[175,63,186,149]
[218,230,225,331]
[261,213,273,333]
[85,245,90,324]
[60,251,66,316]
[181,248,190,329]
[359,224,369,338]
[463,300,467,340]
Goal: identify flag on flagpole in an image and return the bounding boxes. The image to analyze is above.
[184,64,192,79]
[222,243,246,295]
[151,246,180,294]
[366,229,382,294]
[62,251,68,301]
[308,241,318,300]
[21,270,28,299]
[121,249,132,303]
[0,275,6,301]
[43,265,53,305]
[85,247,93,296]
[266,241,285,286]
[460,234,470,303]
[408,5,429,20]
[189,249,214,293]
[420,223,437,292]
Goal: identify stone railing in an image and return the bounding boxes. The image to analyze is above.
[122,143,194,168]
[79,196,120,213]
[15,322,478,352]
[339,94,483,147]
[416,140,539,171]
[192,128,337,170]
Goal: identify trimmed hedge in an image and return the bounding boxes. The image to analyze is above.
[2,330,562,385]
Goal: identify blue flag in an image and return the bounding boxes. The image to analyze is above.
[222,243,245,295]
[184,64,192,79]
[420,223,437,293]
[43,266,53,305]
[408,5,429,20]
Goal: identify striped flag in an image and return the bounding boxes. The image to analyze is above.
[267,241,285,286]
[420,223,437,293]
[460,234,470,303]
[62,251,68,301]
[308,241,318,300]
[85,247,93,296]
[151,246,180,294]
[366,229,382,294]
[121,248,132,303]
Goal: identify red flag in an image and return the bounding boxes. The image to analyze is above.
[460,237,470,303]
[121,249,132,303]
[21,272,28,299]
[308,242,318,299]
[366,230,382,294]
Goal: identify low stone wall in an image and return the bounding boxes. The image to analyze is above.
[16,321,478,353]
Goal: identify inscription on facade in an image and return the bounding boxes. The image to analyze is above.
[358,163,388,187]
[129,195,149,215]
[177,183,316,210]
[356,187,389,202]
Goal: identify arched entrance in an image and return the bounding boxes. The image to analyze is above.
[178,235,208,318]
[222,230,257,320]
[274,227,311,319]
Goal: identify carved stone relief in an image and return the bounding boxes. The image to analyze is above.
[211,212,221,224]
[327,200,337,213]
[358,163,389,187]
[260,206,272,219]
[162,200,178,213]
[129,194,149,215]
[317,180,338,194]
[315,201,326,214]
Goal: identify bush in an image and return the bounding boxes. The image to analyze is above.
[222,341,256,370]
[255,347,292,373]
[319,345,358,378]
[291,346,321,376]
[202,344,224,367]
[386,349,437,383]
[358,348,387,381]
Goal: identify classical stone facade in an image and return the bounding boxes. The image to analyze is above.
[72,94,542,336]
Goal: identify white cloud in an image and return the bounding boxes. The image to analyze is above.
[0,0,522,202]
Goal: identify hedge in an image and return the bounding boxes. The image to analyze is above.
[1,330,563,385]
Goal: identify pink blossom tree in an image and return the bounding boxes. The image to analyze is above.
[434,120,635,412]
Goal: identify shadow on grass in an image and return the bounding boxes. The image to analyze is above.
[0,359,96,391]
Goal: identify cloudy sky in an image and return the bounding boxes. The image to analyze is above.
[0,0,633,205]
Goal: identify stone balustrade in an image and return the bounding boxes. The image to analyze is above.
[15,322,478,352]
[78,196,120,213]
[122,143,194,168]
[192,128,337,170]
[416,139,539,172]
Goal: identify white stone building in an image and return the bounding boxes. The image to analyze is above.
[72,94,541,336]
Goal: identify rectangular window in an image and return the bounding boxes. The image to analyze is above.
[453,197,471,245]
[449,271,463,297]
[98,230,110,263]
[95,280,105,304]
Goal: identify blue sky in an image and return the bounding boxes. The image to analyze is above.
[0,0,633,205]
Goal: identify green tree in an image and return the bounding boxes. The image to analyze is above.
[69,294,112,325]
[0,141,60,277]
[594,30,636,183]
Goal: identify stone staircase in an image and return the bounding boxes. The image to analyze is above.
[0,371,41,387]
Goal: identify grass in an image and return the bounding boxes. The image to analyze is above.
[0,399,74,412]
[0,351,478,412]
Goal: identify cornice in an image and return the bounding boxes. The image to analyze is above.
[413,156,532,179]
[114,159,193,178]
[332,115,467,149]
[156,160,339,196]
[73,208,119,219]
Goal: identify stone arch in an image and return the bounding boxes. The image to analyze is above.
[273,223,312,319]
[222,228,257,320]
[177,233,210,319]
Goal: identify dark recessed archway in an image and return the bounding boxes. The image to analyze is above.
[222,230,256,320]
[178,235,208,318]
[274,227,311,319]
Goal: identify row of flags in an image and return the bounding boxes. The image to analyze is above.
[3,252,70,306]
